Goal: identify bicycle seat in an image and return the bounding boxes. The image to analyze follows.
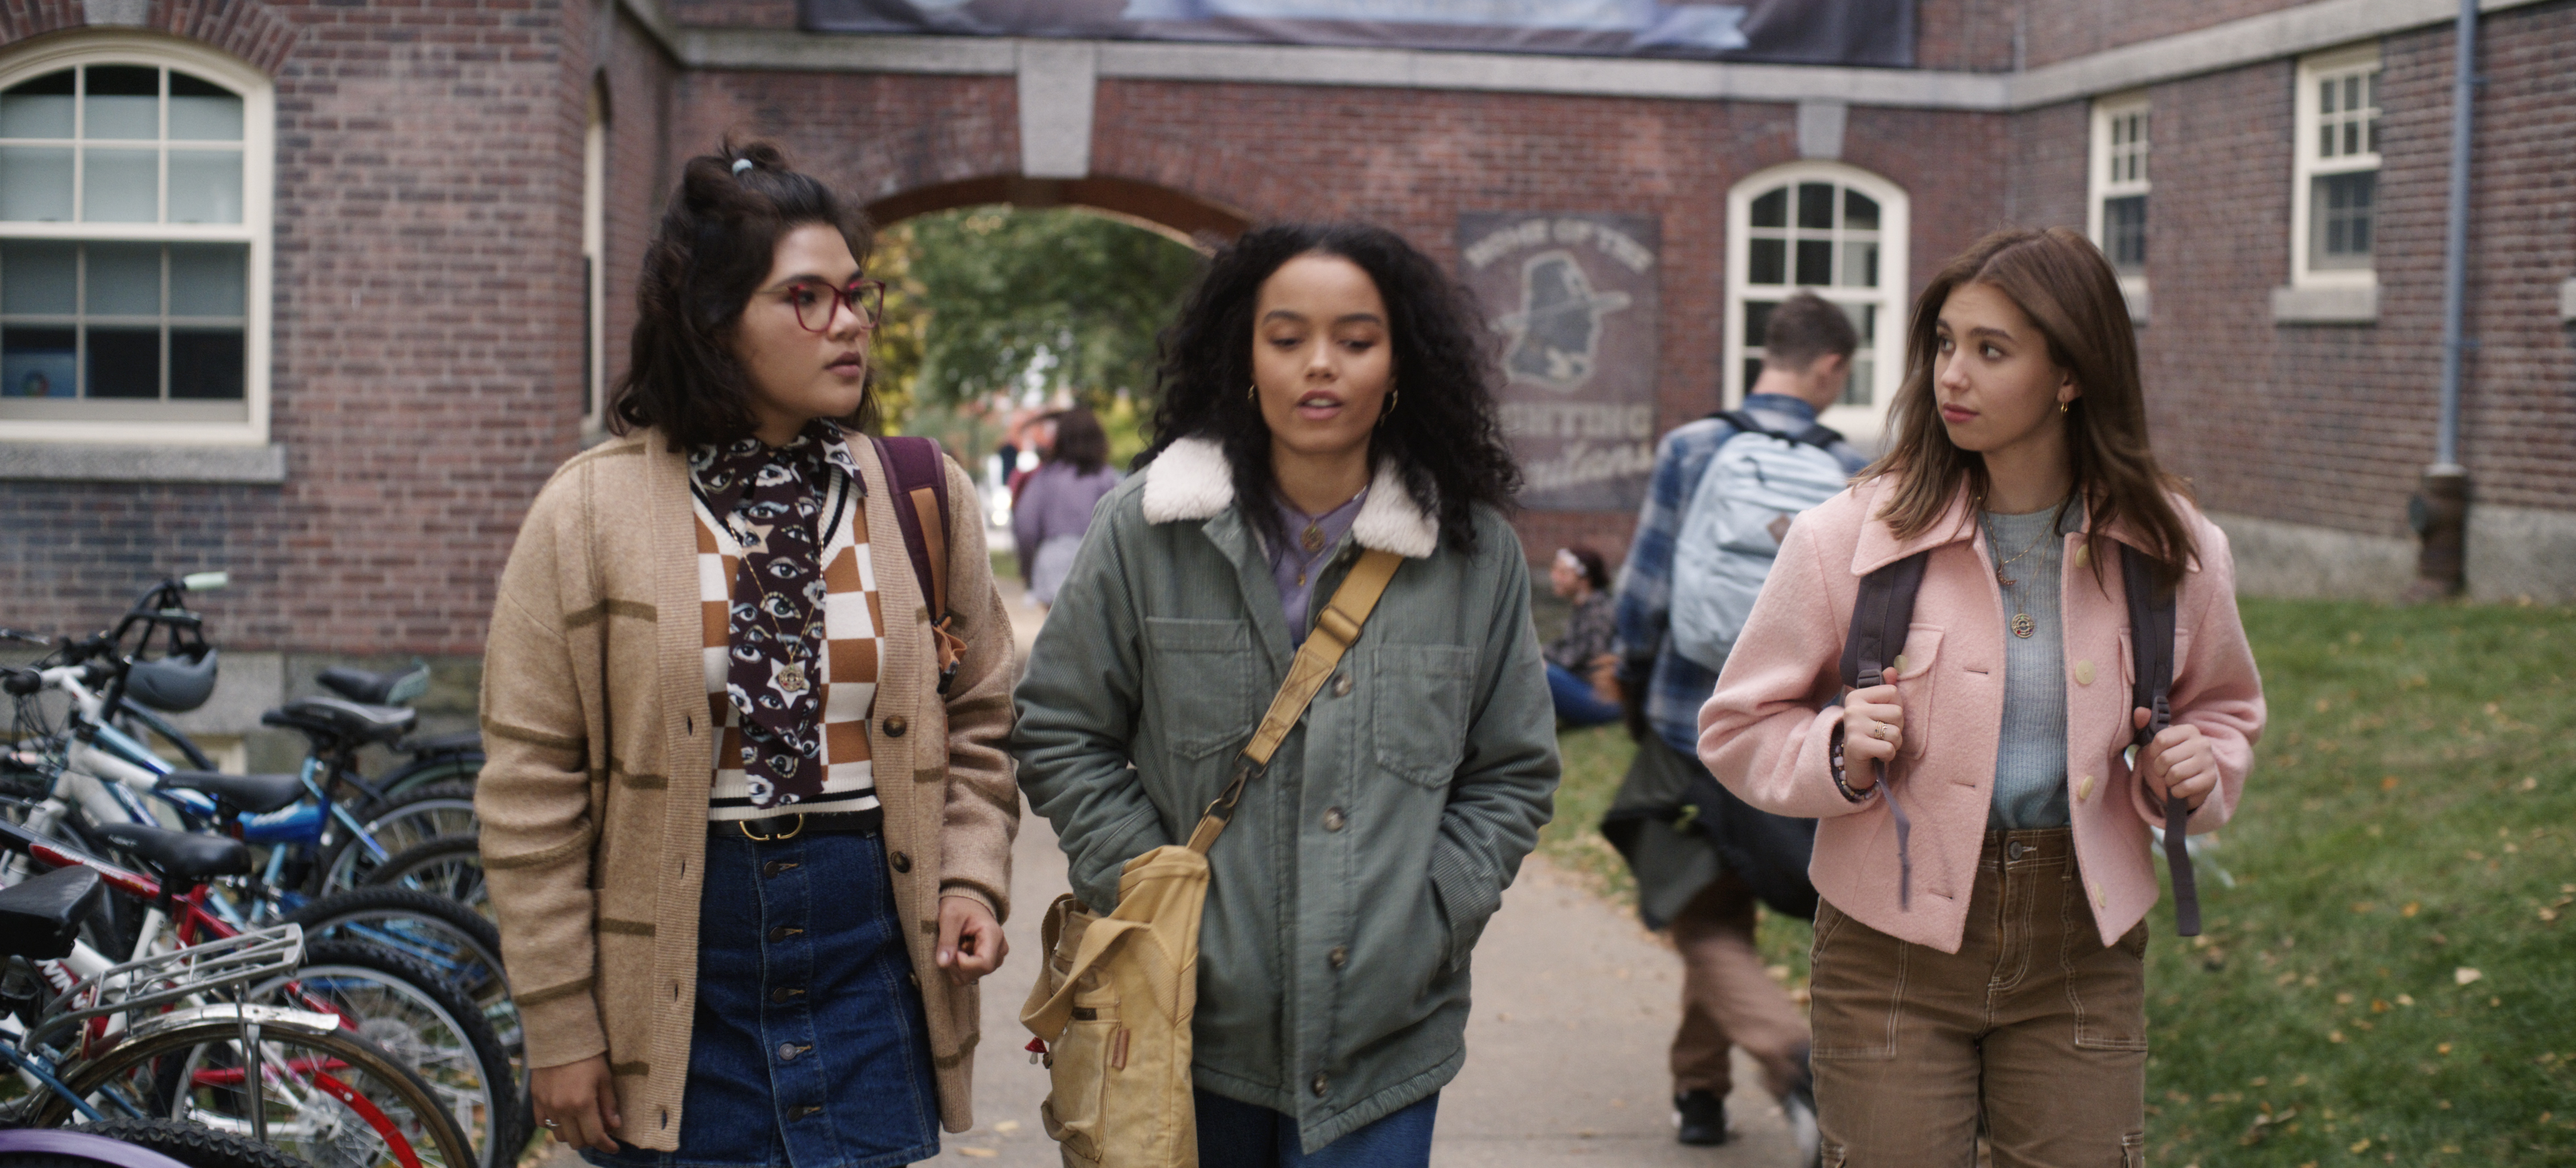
[158,769,306,816]
[95,822,254,883]
[0,866,105,961]
[395,729,480,757]
[317,663,429,706]
[262,695,419,745]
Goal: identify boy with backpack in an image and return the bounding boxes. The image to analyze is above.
[1601,291,1868,1159]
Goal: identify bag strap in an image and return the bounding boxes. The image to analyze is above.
[1184,548,1405,855]
[869,435,965,694]
[1713,410,1847,453]
[1839,551,1927,910]
[2121,545,2198,936]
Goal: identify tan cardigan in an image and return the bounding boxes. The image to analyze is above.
[475,427,1018,1143]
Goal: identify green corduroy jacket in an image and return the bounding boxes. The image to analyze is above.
[1012,435,1560,1153]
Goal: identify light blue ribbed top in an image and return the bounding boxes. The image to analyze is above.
[1986,502,2084,831]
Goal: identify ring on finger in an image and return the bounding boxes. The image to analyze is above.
[1872,723,1894,742]
[541,1120,561,1130]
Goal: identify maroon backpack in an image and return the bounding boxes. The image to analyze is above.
[870,435,965,694]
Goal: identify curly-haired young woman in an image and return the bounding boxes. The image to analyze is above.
[1013,223,1559,1167]
[1699,227,2265,1167]
[477,142,1018,1168]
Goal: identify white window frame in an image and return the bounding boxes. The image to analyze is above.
[1722,160,1910,442]
[2087,93,2150,305]
[2290,43,2381,290]
[581,78,608,435]
[0,33,273,447]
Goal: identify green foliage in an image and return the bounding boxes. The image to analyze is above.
[1544,599,2576,1164]
[875,205,1201,419]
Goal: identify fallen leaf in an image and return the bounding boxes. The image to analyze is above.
[957,1149,998,1159]
[2522,777,2539,790]
[2466,850,2486,861]
[2402,902,2420,918]
[2351,1138,2372,1153]
[993,1120,1020,1134]
[2351,902,2375,914]
[2455,967,2483,986]
[2371,999,2390,1012]
[2329,1030,2346,1043]
[2543,908,2560,922]
[2438,1043,2453,1055]
[2292,1073,2310,1086]
[2275,971,2300,986]
[2380,775,2400,790]
[2314,698,2332,712]
[2336,992,2355,1005]
[2397,994,2415,1006]
[1766,964,1792,982]
[2249,1076,2269,1086]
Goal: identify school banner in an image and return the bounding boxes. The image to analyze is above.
[1458,212,1659,513]
[801,0,1916,66]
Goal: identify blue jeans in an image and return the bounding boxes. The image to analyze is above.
[584,828,940,1168]
[1546,661,1621,727]
[1195,1089,1439,1167]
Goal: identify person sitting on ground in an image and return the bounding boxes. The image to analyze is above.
[1011,405,1120,607]
[1543,543,1621,727]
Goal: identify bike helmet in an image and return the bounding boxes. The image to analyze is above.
[124,646,218,712]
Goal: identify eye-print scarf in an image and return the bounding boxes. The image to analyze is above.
[687,420,860,809]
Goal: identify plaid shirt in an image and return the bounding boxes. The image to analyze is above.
[1613,393,1870,754]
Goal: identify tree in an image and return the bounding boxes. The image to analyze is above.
[872,206,1203,424]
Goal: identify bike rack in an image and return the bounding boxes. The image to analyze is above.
[23,923,305,1055]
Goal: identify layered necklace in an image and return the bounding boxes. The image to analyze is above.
[1982,501,2063,640]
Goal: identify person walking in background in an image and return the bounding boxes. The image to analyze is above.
[477,142,1020,1168]
[1014,223,1558,1167]
[1010,405,1120,607]
[1543,543,1621,727]
[1599,290,1864,1156]
[1700,228,2265,1166]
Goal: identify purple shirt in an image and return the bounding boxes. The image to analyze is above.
[1012,460,1122,570]
[1269,488,1367,644]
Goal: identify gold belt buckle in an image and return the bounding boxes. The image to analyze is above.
[739,814,805,842]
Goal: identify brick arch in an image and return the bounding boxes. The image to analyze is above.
[0,0,297,75]
[865,174,1252,248]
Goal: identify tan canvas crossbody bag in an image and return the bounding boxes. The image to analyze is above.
[1020,548,1405,1168]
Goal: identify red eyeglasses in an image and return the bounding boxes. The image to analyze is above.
[779,278,885,333]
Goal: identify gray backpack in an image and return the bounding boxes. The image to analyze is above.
[1669,412,1849,671]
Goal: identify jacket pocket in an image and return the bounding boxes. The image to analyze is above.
[1368,644,1477,787]
[1144,618,1258,760]
[1890,625,1941,762]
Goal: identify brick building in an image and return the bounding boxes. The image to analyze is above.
[0,0,2568,757]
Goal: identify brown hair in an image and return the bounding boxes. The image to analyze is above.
[1761,290,1861,371]
[610,140,876,446]
[1559,543,1610,591]
[1046,407,1110,475]
[1865,227,2197,592]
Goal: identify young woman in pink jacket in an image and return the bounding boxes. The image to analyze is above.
[1698,227,2266,1167]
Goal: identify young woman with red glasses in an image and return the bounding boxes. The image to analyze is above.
[477,141,1020,1168]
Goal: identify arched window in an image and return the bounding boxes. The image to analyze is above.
[0,36,271,442]
[1723,161,1909,440]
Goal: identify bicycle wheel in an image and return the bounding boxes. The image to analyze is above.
[277,890,518,1080]
[40,1012,475,1168]
[311,786,476,897]
[360,839,486,924]
[69,1117,320,1168]
[373,757,480,802]
[250,941,523,1168]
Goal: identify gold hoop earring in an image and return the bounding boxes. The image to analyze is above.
[1387,388,1399,415]
[2059,400,2070,414]
[1246,383,1257,404]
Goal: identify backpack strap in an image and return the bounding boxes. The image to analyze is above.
[2122,545,2198,936]
[1839,551,1927,910]
[1713,410,1846,452]
[869,435,965,695]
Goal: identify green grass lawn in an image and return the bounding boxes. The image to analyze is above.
[1538,598,2576,1165]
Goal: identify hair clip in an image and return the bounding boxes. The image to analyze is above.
[732,158,754,176]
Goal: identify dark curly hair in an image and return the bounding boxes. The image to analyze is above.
[609,140,875,445]
[1139,222,1519,552]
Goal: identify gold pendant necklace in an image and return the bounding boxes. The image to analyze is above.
[1982,510,2046,639]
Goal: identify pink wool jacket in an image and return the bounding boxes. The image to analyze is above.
[1697,480,2265,954]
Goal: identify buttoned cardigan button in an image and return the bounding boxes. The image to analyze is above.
[891,851,912,873]
[883,715,908,738]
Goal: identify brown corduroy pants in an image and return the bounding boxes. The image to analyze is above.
[1808,829,2149,1168]
[1668,873,1813,1101]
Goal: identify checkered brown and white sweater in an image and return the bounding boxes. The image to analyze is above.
[476,427,1018,1143]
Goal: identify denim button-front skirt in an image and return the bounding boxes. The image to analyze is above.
[586,827,940,1168]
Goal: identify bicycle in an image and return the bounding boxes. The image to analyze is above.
[0,818,519,1168]
[0,867,473,1168]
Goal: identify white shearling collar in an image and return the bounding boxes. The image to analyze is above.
[1141,435,1440,560]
